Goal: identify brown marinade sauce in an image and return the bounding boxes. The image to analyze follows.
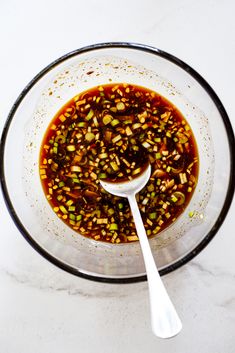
[40,83,199,243]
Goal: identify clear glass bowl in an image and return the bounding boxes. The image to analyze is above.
[1,43,234,283]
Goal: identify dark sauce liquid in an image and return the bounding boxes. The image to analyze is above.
[40,83,199,243]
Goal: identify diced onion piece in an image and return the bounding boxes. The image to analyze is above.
[132,167,141,176]
[67,145,75,152]
[142,141,151,149]
[133,123,141,129]
[71,165,81,172]
[153,226,161,234]
[125,126,133,136]
[146,219,153,226]
[142,197,149,205]
[76,99,86,105]
[97,218,108,224]
[99,153,108,159]
[85,132,95,142]
[90,172,97,180]
[59,114,66,122]
[112,134,122,144]
[127,235,138,241]
[93,116,99,127]
[110,161,119,171]
[179,173,187,184]
[122,158,131,167]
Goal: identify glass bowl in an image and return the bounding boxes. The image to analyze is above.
[1,42,234,283]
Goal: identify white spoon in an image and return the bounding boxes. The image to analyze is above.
[100,164,182,338]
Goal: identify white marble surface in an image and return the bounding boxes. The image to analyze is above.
[0,0,235,352]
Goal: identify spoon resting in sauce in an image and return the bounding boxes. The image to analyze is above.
[100,164,182,339]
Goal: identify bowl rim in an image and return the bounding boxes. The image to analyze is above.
[0,41,235,283]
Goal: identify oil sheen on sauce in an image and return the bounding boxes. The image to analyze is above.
[39,83,199,243]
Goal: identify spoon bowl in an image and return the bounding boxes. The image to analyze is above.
[100,164,182,339]
[100,164,151,197]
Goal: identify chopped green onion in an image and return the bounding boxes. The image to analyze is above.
[77,122,87,128]
[71,166,81,172]
[85,109,94,120]
[171,195,178,203]
[111,119,120,127]
[59,205,68,214]
[103,114,112,125]
[132,168,141,176]
[166,131,172,138]
[149,212,157,220]
[156,179,162,186]
[142,141,151,149]
[116,102,125,111]
[108,208,115,216]
[127,235,138,241]
[98,153,108,159]
[55,135,66,144]
[110,161,119,171]
[147,184,155,192]
[85,132,95,142]
[67,145,75,152]
[112,134,122,144]
[98,173,107,179]
[110,223,118,231]
[66,199,73,206]
[171,192,185,205]
[123,119,132,125]
[73,178,80,183]
[155,152,162,159]
[166,166,171,173]
[153,226,161,234]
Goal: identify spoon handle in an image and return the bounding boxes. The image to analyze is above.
[128,194,182,339]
